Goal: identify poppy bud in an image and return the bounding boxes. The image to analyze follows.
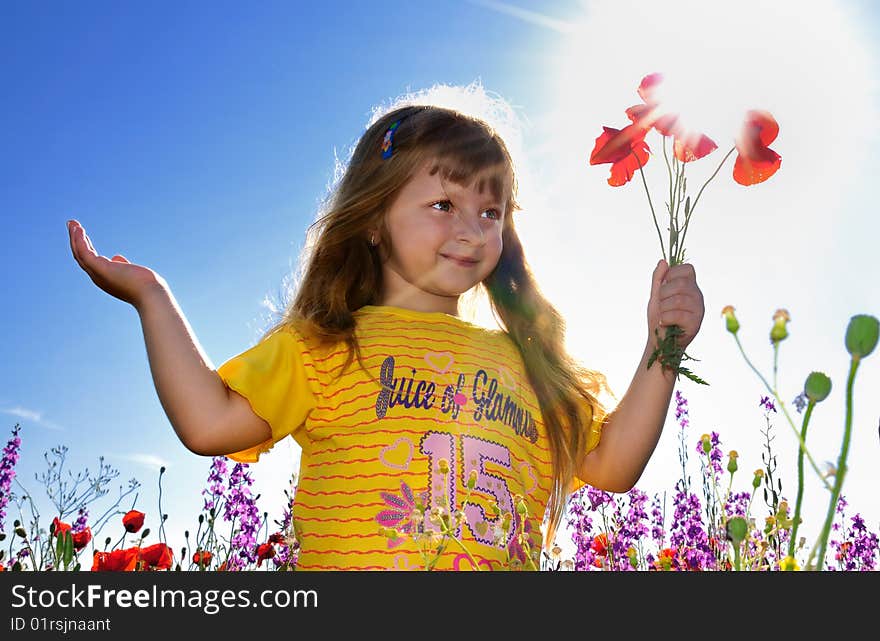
[727,450,738,474]
[780,555,800,571]
[700,434,712,455]
[770,309,790,344]
[721,305,739,334]
[844,314,879,359]
[804,371,832,402]
[752,469,764,489]
[516,499,527,516]
[437,459,450,474]
[466,470,477,490]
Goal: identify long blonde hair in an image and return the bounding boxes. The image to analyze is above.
[263,89,609,548]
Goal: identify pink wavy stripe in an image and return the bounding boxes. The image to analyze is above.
[298,471,419,481]
[355,313,499,336]
[304,532,377,540]
[294,501,385,510]
[308,424,553,460]
[309,329,513,368]
[295,562,387,570]
[297,468,552,497]
[296,487,403,496]
[317,347,524,385]
[293,547,407,555]
[294,515,375,523]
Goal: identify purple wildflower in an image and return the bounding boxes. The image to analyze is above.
[759,396,777,413]
[675,390,690,430]
[72,507,89,533]
[201,456,228,513]
[792,392,807,414]
[0,424,23,532]
[223,463,261,569]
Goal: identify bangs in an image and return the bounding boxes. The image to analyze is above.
[428,158,512,208]
[422,127,513,206]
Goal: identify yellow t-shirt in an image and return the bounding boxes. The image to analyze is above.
[216,305,602,570]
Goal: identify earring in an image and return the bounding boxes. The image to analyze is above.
[370,233,377,246]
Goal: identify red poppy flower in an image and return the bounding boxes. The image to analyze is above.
[590,532,608,556]
[268,532,285,545]
[625,73,717,163]
[733,110,782,185]
[122,510,145,533]
[138,543,173,570]
[92,547,139,571]
[589,124,651,186]
[0,562,5,572]
[72,527,92,551]
[51,517,72,537]
[217,561,228,572]
[256,543,276,564]
[193,550,213,565]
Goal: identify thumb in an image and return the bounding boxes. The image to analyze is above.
[652,258,669,292]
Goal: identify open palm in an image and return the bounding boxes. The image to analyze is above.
[67,220,166,309]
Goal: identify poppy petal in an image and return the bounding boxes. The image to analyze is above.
[590,124,649,165]
[733,148,782,185]
[637,72,664,104]
[743,109,779,147]
[608,138,651,186]
[673,132,717,162]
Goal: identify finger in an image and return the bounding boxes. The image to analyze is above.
[82,227,98,255]
[111,255,129,263]
[68,222,90,270]
[652,258,669,295]
[660,309,697,327]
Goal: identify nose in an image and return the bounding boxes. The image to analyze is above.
[451,208,485,246]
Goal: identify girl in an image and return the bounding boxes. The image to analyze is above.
[66,94,705,571]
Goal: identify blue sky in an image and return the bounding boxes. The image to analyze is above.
[3,0,879,568]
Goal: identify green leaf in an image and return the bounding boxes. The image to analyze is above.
[63,532,74,566]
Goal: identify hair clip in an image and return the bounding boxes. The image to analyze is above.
[381,119,403,160]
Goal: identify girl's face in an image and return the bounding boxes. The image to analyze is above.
[377,158,507,315]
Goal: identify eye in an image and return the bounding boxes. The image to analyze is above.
[430,200,502,221]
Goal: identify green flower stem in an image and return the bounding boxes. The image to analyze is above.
[676,146,736,263]
[733,539,742,571]
[633,151,667,263]
[663,137,674,220]
[732,334,831,491]
[812,357,860,570]
[788,400,814,558]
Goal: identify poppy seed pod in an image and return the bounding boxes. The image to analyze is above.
[721,305,739,334]
[700,433,712,455]
[844,314,879,359]
[770,309,790,344]
[727,450,739,474]
[752,469,764,489]
[804,371,832,403]
[726,516,748,544]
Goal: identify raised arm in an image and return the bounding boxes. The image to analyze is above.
[135,285,271,456]
[67,219,271,456]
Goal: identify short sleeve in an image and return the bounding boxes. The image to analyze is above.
[216,327,318,464]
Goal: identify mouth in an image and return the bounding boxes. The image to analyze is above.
[441,254,480,267]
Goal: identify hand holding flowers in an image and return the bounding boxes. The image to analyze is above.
[590,72,782,385]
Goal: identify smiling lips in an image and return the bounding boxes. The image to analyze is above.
[441,254,479,267]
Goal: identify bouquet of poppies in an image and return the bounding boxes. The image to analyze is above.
[589,72,782,385]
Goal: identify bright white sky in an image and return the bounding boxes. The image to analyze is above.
[469,0,880,556]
